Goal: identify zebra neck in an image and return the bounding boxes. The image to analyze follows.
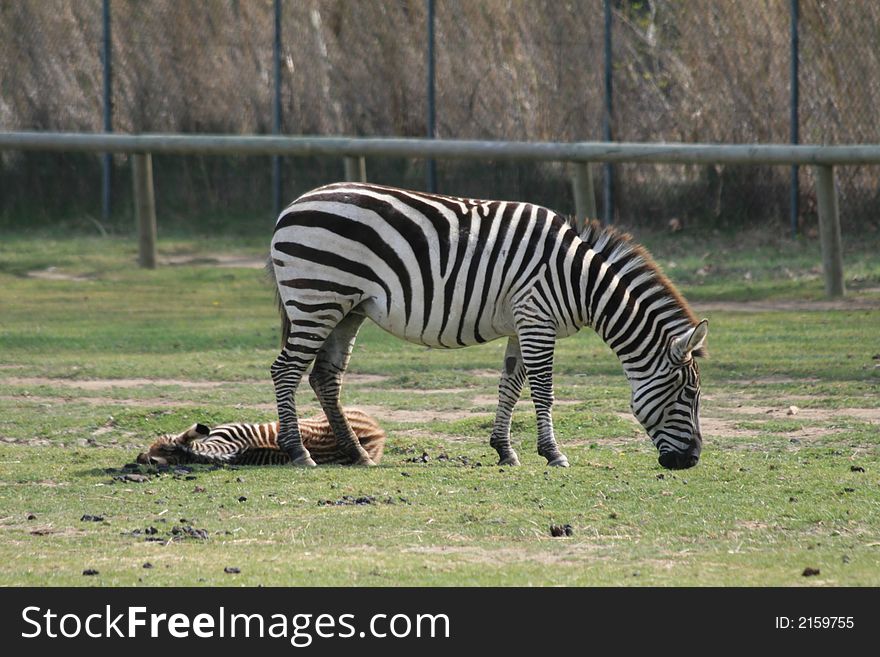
[576,241,692,374]
[179,445,226,465]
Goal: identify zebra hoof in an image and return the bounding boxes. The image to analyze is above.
[354,457,377,466]
[498,454,521,466]
[547,455,570,468]
[292,455,317,467]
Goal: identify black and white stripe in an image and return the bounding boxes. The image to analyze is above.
[137,410,386,466]
[270,183,708,469]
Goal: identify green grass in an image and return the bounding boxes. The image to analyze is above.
[0,230,878,586]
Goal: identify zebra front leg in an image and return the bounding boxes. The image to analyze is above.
[308,311,375,466]
[517,324,570,468]
[490,336,526,466]
[271,348,318,467]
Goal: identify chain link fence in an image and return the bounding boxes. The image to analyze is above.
[1,0,878,235]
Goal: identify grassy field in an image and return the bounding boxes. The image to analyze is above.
[0,228,878,586]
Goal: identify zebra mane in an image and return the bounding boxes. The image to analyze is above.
[578,220,704,353]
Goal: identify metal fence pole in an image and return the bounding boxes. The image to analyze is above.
[602,0,613,225]
[272,0,282,217]
[101,0,112,221]
[790,0,799,238]
[426,0,437,193]
[132,153,157,269]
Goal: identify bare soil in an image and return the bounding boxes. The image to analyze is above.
[3,374,876,447]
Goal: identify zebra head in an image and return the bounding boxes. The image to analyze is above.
[629,320,708,470]
[136,423,211,466]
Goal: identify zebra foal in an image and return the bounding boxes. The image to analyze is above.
[271,183,708,470]
[137,409,386,466]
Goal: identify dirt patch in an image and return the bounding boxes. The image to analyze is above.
[159,254,266,269]
[3,377,232,390]
[381,387,475,396]
[401,544,605,566]
[356,405,487,423]
[694,298,880,312]
[466,370,505,379]
[1,372,375,389]
[26,267,92,282]
[713,404,880,424]
[0,393,278,412]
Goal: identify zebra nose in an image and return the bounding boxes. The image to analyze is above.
[658,451,700,470]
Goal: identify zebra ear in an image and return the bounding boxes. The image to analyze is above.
[179,423,210,443]
[671,319,709,362]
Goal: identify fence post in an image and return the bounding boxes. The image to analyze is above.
[132,153,158,269]
[814,165,844,298]
[344,156,367,183]
[571,162,597,232]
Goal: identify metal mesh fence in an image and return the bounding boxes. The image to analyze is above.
[0,0,878,234]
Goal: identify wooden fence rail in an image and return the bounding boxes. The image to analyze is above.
[3,131,880,297]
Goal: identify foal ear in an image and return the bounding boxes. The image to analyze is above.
[671,319,709,362]
[178,423,210,443]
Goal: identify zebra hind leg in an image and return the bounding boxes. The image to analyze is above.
[490,336,525,466]
[271,348,318,466]
[308,311,375,466]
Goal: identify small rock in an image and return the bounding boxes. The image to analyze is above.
[236,477,245,483]
[238,496,247,502]
[850,465,865,473]
[608,512,618,520]
[224,566,240,574]
[143,562,153,569]
[401,472,411,477]
[786,405,799,416]
[802,567,820,577]
[843,487,855,493]
[80,514,104,522]
[82,569,99,576]
[789,496,798,502]
[842,555,851,564]
[122,474,149,483]
[26,513,37,521]
[193,486,207,493]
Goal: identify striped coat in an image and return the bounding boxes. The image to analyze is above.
[137,409,386,466]
[271,183,708,469]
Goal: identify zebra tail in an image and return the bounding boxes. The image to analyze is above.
[266,256,291,348]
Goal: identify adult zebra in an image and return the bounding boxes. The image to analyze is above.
[270,182,708,470]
